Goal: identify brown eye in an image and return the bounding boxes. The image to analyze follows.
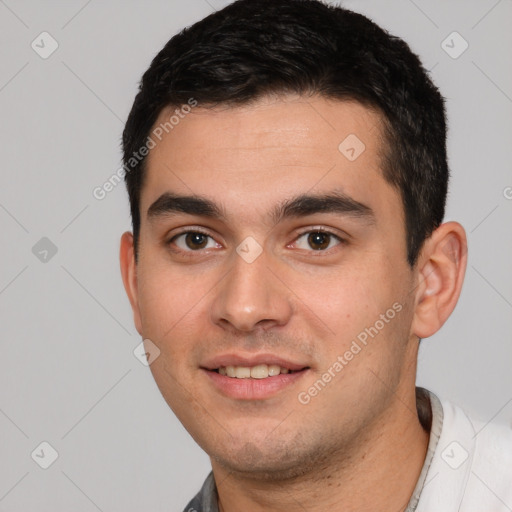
[170,231,218,251]
[307,232,331,250]
[294,230,343,252]
[184,232,208,249]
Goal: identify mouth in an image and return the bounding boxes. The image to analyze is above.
[201,356,310,400]
[215,364,301,379]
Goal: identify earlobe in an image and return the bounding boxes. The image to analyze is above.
[411,222,467,339]
[119,232,143,335]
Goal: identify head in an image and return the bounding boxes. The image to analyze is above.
[120,0,466,480]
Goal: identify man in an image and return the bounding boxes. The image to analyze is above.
[119,1,512,510]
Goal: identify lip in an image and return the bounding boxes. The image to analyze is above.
[200,353,310,401]
[203,368,310,400]
[201,353,308,372]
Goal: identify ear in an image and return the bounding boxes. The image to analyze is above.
[120,231,143,335]
[411,221,467,339]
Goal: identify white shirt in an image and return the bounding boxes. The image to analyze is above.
[415,392,512,511]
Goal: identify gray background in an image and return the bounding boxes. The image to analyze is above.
[1,0,511,510]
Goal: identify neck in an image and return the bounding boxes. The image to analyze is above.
[212,387,430,512]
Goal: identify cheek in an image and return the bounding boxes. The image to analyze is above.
[292,262,389,334]
[136,262,212,352]
[299,256,410,363]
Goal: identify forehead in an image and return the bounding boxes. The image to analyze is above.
[142,95,400,226]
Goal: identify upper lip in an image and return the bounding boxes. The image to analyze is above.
[201,353,309,372]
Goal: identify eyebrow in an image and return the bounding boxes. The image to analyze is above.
[146,190,375,225]
[271,191,375,225]
[147,193,226,221]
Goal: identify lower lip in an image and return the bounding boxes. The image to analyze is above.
[203,369,309,400]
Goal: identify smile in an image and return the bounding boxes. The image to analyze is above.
[216,364,293,379]
[204,361,310,400]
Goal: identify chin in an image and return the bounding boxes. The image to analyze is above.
[211,447,310,481]
[207,429,329,482]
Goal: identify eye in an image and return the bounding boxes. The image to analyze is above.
[169,231,220,251]
[293,230,344,251]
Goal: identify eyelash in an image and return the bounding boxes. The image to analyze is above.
[292,228,346,253]
[167,228,219,256]
[166,227,347,256]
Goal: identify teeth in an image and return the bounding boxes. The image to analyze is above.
[236,366,251,379]
[250,364,268,379]
[217,364,293,379]
[268,365,282,376]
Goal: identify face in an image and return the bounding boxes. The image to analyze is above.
[122,95,421,478]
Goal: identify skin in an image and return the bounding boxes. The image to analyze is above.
[120,95,467,511]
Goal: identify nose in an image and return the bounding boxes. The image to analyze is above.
[210,246,293,334]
